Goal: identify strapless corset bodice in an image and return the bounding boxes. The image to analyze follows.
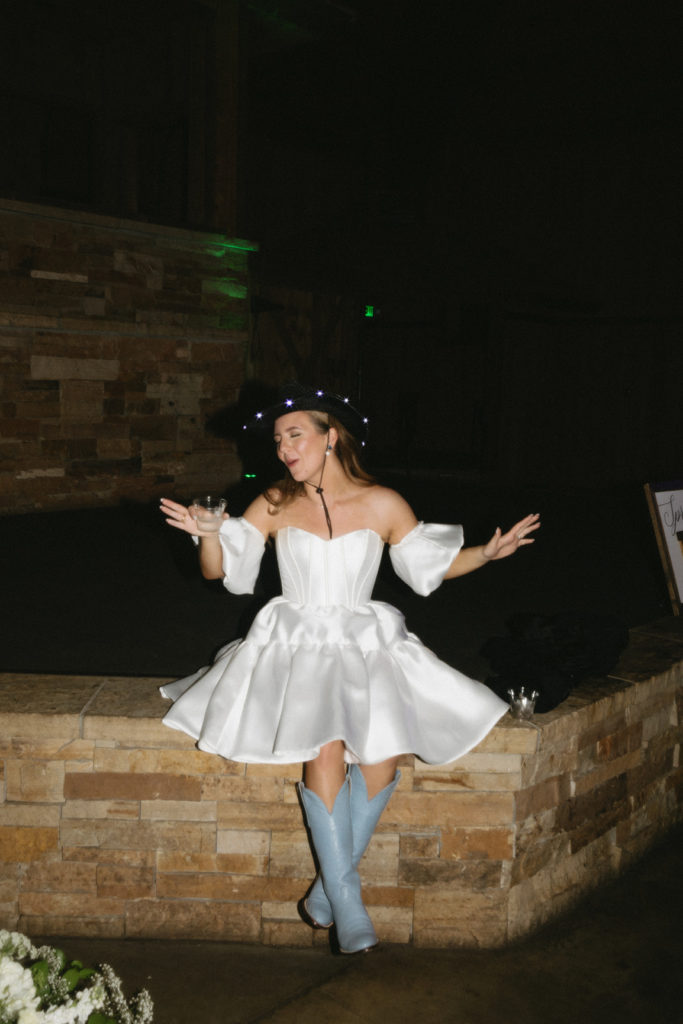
[276,527,383,607]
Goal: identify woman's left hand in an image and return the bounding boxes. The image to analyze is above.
[482,513,540,561]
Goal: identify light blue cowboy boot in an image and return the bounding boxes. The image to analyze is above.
[298,777,378,954]
[301,764,401,932]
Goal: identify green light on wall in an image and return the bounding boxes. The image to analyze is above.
[244,473,257,479]
[364,305,375,318]
[203,240,259,257]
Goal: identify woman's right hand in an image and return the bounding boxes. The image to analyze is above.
[160,497,228,537]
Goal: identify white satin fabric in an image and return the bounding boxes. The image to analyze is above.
[161,519,508,765]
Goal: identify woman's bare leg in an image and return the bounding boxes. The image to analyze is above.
[303,740,347,810]
[358,757,400,799]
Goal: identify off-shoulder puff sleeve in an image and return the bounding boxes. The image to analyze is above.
[219,517,266,595]
[389,521,464,596]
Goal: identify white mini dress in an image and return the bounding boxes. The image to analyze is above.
[160,518,508,765]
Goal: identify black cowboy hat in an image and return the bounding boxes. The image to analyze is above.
[244,382,369,444]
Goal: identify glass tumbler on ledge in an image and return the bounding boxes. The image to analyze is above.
[190,496,227,532]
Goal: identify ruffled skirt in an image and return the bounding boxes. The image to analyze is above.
[161,596,508,765]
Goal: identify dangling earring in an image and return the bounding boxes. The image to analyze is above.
[325,444,332,456]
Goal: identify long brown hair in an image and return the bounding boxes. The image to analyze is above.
[264,411,374,512]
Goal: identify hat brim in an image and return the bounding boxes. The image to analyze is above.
[245,388,368,444]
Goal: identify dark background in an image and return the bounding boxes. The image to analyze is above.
[1,1,680,676]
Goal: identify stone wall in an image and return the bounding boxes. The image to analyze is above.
[0,619,680,947]
[0,198,256,513]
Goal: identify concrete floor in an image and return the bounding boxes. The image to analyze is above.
[39,823,683,1024]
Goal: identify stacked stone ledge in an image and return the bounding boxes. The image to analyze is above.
[0,620,681,948]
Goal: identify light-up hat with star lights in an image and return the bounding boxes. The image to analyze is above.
[244,383,369,445]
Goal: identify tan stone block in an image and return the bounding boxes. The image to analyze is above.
[62,800,140,820]
[283,786,303,805]
[0,884,17,908]
[193,851,269,875]
[62,849,156,869]
[65,760,95,774]
[19,891,125,918]
[515,774,572,820]
[157,851,241,873]
[596,722,643,762]
[625,689,675,723]
[399,856,502,889]
[216,829,270,856]
[22,861,97,894]
[507,835,618,942]
[0,827,59,863]
[262,900,301,922]
[61,380,104,421]
[574,749,642,796]
[59,818,214,852]
[31,355,119,380]
[362,885,414,909]
[399,834,440,859]
[126,898,260,941]
[64,771,201,802]
[262,920,313,947]
[413,887,508,947]
[5,760,65,802]
[84,716,193,747]
[0,674,101,717]
[246,762,302,779]
[556,774,629,853]
[440,826,514,862]
[386,791,514,829]
[577,710,627,752]
[19,914,125,938]
[510,832,572,885]
[0,865,20,905]
[414,769,522,792]
[156,873,247,900]
[370,906,413,944]
[201,775,283,803]
[359,834,399,884]
[473,722,538,754]
[96,864,155,899]
[215,827,270,868]
[507,874,575,940]
[93,746,239,776]
[641,702,678,743]
[414,753,522,774]
[259,831,312,880]
[0,738,94,760]
[519,743,578,787]
[0,910,19,931]
[157,873,303,903]
[0,804,61,827]
[515,805,557,852]
[217,801,302,830]
[140,799,217,821]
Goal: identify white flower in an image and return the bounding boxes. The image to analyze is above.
[0,931,37,960]
[0,931,152,1023]
[0,956,40,1018]
[17,1008,42,1024]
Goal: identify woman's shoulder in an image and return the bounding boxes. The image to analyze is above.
[364,484,413,513]
[242,492,283,538]
[361,485,418,543]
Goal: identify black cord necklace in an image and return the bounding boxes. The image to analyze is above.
[305,434,333,539]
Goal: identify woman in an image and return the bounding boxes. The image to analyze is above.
[160,384,539,955]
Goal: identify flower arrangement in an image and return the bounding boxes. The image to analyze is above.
[0,930,153,1024]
